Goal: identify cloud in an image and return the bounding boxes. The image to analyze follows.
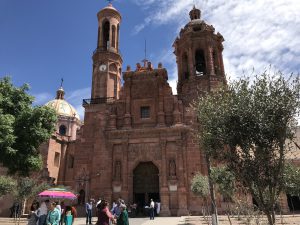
[65,87,90,120]
[33,92,53,105]
[131,0,300,80]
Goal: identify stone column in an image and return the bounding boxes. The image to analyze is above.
[157,80,165,126]
[188,46,194,78]
[173,97,182,126]
[58,142,68,185]
[208,46,215,76]
[176,140,189,216]
[122,141,129,200]
[159,140,171,216]
[123,77,132,129]
[219,47,225,76]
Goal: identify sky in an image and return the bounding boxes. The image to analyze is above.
[1,0,300,119]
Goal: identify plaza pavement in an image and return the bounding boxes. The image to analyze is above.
[1,215,300,225]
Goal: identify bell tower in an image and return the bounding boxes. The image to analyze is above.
[91,3,123,99]
[173,6,226,105]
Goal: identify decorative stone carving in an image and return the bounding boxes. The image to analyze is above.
[114,161,121,181]
[128,143,161,161]
[169,159,176,177]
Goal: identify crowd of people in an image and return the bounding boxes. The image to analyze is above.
[23,197,159,225]
[26,200,77,225]
[86,197,129,225]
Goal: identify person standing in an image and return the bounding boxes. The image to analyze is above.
[71,204,77,225]
[46,202,60,225]
[64,206,73,225]
[38,200,49,225]
[149,199,155,220]
[85,199,93,225]
[60,201,65,225]
[117,204,129,225]
[27,202,39,225]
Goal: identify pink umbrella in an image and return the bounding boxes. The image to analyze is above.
[38,188,77,200]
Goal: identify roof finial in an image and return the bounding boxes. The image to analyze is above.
[142,39,148,67]
[107,0,113,6]
[189,4,201,20]
[60,78,64,88]
[56,78,65,100]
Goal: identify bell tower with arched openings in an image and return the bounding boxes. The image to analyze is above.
[173,6,227,106]
[91,3,122,100]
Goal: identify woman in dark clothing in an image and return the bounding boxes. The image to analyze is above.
[96,200,115,225]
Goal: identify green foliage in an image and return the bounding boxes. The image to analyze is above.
[191,173,209,198]
[13,177,49,201]
[195,71,300,225]
[211,167,235,199]
[0,77,57,176]
[0,176,16,197]
[283,163,300,196]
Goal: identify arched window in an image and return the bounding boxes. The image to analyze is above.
[59,125,67,135]
[182,53,189,79]
[195,49,206,76]
[102,20,110,49]
[112,25,116,48]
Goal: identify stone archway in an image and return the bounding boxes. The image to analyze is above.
[133,162,160,210]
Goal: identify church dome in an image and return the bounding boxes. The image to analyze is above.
[45,87,80,120]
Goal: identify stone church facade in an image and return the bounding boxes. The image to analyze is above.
[1,3,298,217]
[63,4,227,216]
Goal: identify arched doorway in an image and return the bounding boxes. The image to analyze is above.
[133,162,160,210]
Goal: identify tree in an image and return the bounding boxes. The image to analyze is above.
[191,173,209,199]
[195,71,300,225]
[0,77,57,176]
[13,177,50,225]
[0,176,16,197]
[211,167,236,201]
[191,173,210,221]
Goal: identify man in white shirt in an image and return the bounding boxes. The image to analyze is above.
[149,199,155,220]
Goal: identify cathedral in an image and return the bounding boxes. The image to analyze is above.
[45,3,227,216]
[1,3,299,217]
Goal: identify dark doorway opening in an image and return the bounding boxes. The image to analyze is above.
[133,162,160,217]
[287,194,300,212]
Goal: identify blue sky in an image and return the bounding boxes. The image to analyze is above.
[1,0,300,119]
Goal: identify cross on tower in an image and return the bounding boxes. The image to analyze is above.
[107,0,114,4]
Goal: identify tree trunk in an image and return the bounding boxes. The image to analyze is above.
[206,155,218,225]
[265,211,275,225]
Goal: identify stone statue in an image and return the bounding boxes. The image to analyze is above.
[115,161,121,181]
[169,159,176,177]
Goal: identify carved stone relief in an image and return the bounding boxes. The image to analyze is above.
[128,143,161,161]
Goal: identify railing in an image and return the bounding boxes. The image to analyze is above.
[82,97,115,106]
[93,47,122,56]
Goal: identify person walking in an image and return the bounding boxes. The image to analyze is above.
[117,204,129,225]
[46,202,60,225]
[38,200,49,225]
[149,199,155,220]
[85,199,93,225]
[96,200,115,225]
